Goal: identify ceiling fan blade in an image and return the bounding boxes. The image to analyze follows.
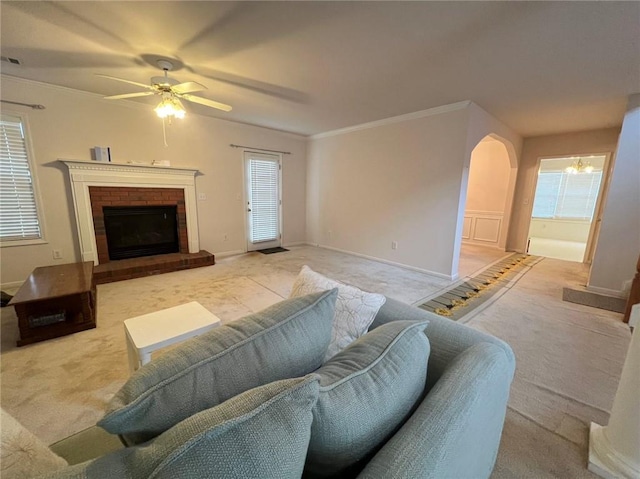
[104,91,156,100]
[180,93,232,112]
[95,74,153,90]
[171,81,206,95]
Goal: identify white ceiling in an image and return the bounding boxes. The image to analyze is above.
[1,1,639,137]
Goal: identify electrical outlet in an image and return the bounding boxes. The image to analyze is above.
[223,234,228,242]
[52,249,62,259]
[198,193,207,200]
[392,241,398,250]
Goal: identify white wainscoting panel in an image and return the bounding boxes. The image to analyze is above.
[462,210,503,247]
[462,217,472,240]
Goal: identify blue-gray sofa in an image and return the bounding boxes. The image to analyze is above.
[43,294,515,479]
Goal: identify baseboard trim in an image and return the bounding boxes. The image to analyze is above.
[1,280,24,290]
[282,241,308,247]
[586,285,627,298]
[317,244,455,280]
[214,249,245,259]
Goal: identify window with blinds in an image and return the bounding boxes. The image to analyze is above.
[248,158,279,243]
[532,170,603,220]
[0,114,42,242]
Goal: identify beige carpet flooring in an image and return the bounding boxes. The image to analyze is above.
[0,245,631,478]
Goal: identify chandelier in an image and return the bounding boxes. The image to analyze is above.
[565,158,594,174]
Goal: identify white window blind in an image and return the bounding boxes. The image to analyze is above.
[532,170,603,220]
[532,172,562,218]
[249,158,279,243]
[0,114,42,241]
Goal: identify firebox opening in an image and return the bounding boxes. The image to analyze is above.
[103,205,179,260]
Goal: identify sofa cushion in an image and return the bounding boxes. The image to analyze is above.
[42,376,321,479]
[304,320,430,478]
[290,265,386,361]
[1,409,67,479]
[99,289,337,444]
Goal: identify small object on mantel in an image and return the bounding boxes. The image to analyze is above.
[92,147,111,162]
[152,160,171,167]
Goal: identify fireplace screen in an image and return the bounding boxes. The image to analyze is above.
[103,205,179,260]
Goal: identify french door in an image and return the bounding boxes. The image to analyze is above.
[244,151,281,251]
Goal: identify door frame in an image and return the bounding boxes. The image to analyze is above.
[584,152,613,263]
[525,152,612,263]
[242,150,283,252]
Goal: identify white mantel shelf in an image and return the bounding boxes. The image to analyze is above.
[60,159,199,176]
[61,159,201,265]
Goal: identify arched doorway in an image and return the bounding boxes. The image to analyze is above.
[455,134,518,278]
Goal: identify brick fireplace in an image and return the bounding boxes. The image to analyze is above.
[89,187,189,264]
[62,160,202,265]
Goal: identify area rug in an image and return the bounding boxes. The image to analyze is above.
[256,247,289,254]
[417,253,541,321]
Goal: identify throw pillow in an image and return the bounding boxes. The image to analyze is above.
[1,409,68,479]
[290,265,386,360]
[42,376,320,479]
[304,320,430,478]
[99,289,337,445]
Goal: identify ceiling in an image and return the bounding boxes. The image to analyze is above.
[1,1,638,137]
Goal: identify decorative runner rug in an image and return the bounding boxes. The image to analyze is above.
[417,253,541,321]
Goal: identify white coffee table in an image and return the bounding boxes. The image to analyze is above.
[124,301,221,372]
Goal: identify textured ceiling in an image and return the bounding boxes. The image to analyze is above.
[1,1,639,137]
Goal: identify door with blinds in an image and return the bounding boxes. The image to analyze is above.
[244,152,281,251]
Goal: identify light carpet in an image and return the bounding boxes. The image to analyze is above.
[0,245,631,479]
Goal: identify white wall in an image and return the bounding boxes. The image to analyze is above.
[455,103,522,272]
[507,128,620,253]
[0,76,307,285]
[463,139,511,248]
[465,140,511,212]
[306,101,521,279]
[529,219,591,242]
[589,94,640,294]
[307,104,470,278]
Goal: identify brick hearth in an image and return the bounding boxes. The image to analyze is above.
[89,186,189,264]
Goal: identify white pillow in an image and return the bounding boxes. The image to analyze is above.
[290,265,386,361]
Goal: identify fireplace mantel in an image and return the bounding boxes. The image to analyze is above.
[61,159,201,264]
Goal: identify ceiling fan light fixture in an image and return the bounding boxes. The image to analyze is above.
[155,96,186,119]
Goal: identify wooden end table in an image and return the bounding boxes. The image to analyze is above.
[124,301,221,372]
[9,262,96,347]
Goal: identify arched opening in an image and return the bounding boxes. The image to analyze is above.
[455,134,518,278]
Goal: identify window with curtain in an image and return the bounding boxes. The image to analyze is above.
[0,114,43,242]
[532,170,603,220]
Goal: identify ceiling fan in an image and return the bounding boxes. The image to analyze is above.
[97,59,232,119]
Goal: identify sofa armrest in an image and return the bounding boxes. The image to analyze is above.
[371,297,515,388]
[357,342,515,479]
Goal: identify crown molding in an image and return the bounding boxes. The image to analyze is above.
[309,100,471,140]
